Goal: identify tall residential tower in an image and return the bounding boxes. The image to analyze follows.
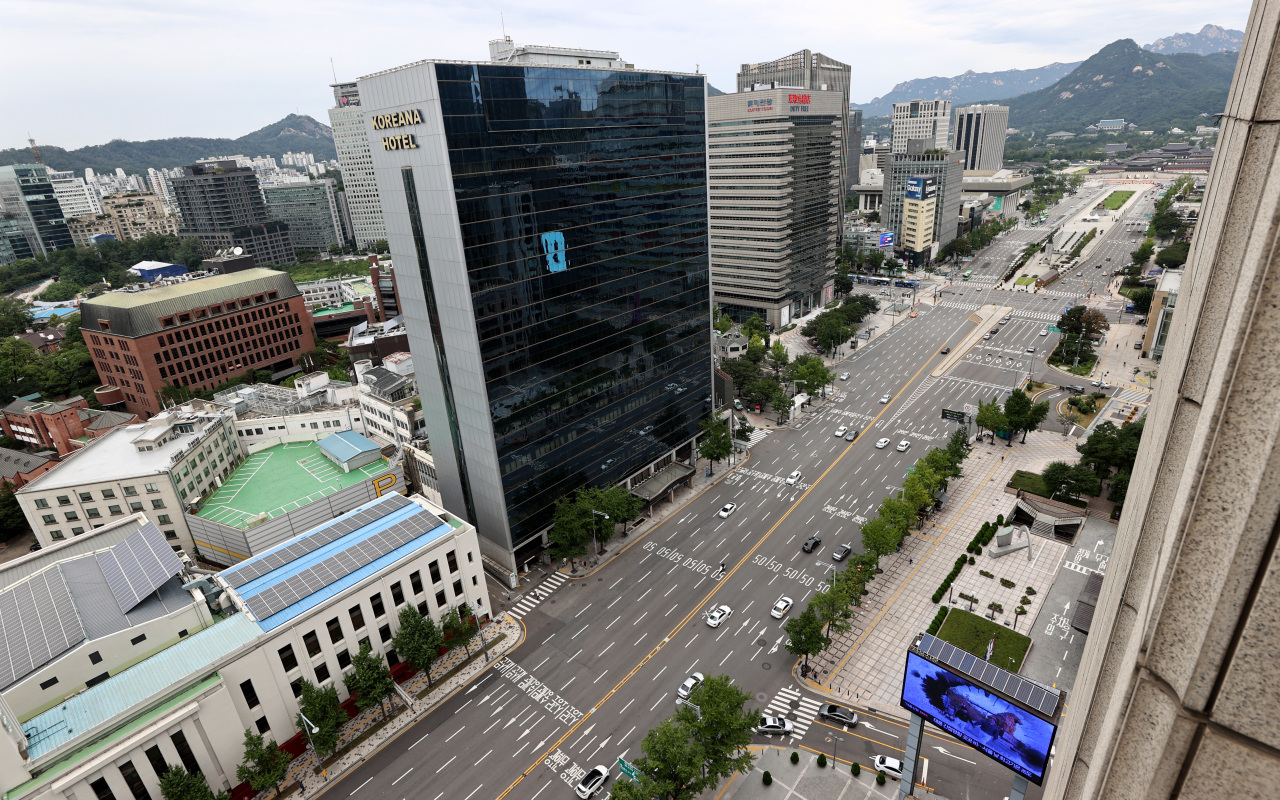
[707,88,844,327]
[327,82,387,249]
[359,48,711,570]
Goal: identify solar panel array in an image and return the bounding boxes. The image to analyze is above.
[244,510,441,622]
[96,523,186,614]
[0,567,85,690]
[916,634,1060,719]
[222,494,416,589]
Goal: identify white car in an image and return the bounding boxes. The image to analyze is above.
[879,394,891,404]
[756,716,795,736]
[1040,329,1049,336]
[896,440,911,452]
[839,372,850,380]
[876,438,891,449]
[873,755,903,780]
[770,596,793,618]
[1026,346,1036,354]
[717,503,737,519]
[833,426,848,438]
[785,470,802,485]
[677,671,705,700]
[706,604,732,627]
[575,765,610,798]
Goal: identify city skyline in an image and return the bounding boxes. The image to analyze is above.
[2,0,1250,148]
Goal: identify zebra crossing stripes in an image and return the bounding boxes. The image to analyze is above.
[1011,310,1061,322]
[1113,387,1150,405]
[937,301,981,311]
[506,572,568,618]
[764,686,824,738]
[743,428,771,448]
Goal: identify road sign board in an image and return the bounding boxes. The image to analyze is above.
[1047,326,1062,333]
[618,757,641,781]
[941,408,966,422]
[963,403,977,416]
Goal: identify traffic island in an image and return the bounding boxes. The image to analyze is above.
[930,305,1012,377]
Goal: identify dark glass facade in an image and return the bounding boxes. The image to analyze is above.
[434,64,711,547]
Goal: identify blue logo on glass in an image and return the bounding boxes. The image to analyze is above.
[541,231,568,273]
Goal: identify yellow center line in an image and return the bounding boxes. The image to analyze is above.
[497,346,944,799]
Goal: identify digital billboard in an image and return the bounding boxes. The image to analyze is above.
[905,176,937,200]
[901,651,1057,785]
[878,232,895,248]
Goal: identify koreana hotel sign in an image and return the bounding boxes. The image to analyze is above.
[373,109,423,150]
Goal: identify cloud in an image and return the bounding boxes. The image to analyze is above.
[2,0,1251,151]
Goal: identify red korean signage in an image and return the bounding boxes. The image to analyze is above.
[788,94,812,104]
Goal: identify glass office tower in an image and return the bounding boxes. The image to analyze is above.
[361,60,710,569]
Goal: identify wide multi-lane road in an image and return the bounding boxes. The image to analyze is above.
[316,189,1151,800]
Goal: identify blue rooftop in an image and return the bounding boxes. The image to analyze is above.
[318,430,381,463]
[22,614,260,761]
[233,496,452,632]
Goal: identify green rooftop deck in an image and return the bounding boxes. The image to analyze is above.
[196,440,390,530]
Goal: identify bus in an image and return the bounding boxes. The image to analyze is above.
[962,270,972,281]
[862,276,892,286]
[893,279,920,289]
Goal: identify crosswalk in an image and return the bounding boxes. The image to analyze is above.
[937,301,981,311]
[506,572,568,619]
[764,686,823,739]
[1113,387,1150,405]
[1040,289,1083,299]
[1012,310,1061,322]
[742,428,772,448]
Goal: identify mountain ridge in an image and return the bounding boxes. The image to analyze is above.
[1143,24,1243,55]
[0,114,336,176]
[854,62,1082,117]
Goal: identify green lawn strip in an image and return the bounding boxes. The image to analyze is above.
[1008,469,1088,508]
[1014,276,1036,286]
[315,705,407,774]
[1102,191,1135,210]
[414,633,507,700]
[935,609,1032,672]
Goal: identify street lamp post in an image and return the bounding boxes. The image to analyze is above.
[833,734,844,766]
[299,712,326,779]
[590,510,610,563]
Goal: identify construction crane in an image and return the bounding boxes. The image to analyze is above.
[28,136,43,164]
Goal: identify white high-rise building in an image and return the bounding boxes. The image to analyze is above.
[48,170,103,219]
[146,168,178,213]
[953,104,1010,171]
[327,82,386,248]
[891,99,952,154]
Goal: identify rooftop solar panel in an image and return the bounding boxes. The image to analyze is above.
[0,567,86,691]
[243,508,443,622]
[96,524,184,614]
[916,634,1060,718]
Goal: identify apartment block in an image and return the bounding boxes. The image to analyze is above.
[79,269,315,418]
[16,401,243,554]
[171,161,296,266]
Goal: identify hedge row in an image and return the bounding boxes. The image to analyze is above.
[926,606,949,636]
[932,554,970,603]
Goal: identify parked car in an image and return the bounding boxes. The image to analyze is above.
[575,766,610,799]
[770,596,793,618]
[802,535,822,553]
[718,503,737,518]
[756,716,795,736]
[818,704,858,727]
[734,399,743,410]
[831,544,852,561]
[873,755,903,780]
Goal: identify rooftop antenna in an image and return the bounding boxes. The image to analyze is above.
[501,12,506,39]
[27,135,43,165]
[330,57,338,84]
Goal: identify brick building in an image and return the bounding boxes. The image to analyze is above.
[79,269,316,418]
[369,257,401,318]
[1,396,137,455]
[0,447,55,488]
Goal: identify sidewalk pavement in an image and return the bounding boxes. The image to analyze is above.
[707,745,916,800]
[805,431,1084,715]
[285,614,525,799]
[547,451,753,581]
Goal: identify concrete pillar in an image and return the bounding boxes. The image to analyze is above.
[1044,4,1280,797]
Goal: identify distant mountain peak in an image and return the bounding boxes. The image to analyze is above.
[1143,24,1243,55]
[854,61,1082,117]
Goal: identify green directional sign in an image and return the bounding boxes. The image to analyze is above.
[618,757,641,781]
[1047,326,1062,333]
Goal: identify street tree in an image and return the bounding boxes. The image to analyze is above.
[769,386,794,424]
[744,335,767,364]
[865,249,885,272]
[784,606,828,670]
[1080,309,1110,340]
[235,729,289,796]
[296,679,346,759]
[860,514,902,558]
[734,416,753,442]
[1002,389,1032,446]
[392,606,445,686]
[586,485,645,537]
[697,415,733,475]
[610,717,704,800]
[1057,405,1083,435]
[788,356,833,397]
[158,766,226,800]
[1128,287,1155,315]
[1040,461,1075,500]
[834,264,853,296]
[546,495,592,561]
[765,340,790,377]
[946,427,970,465]
[808,571,853,640]
[343,642,395,719]
[741,314,768,341]
[443,605,479,657]
[975,398,1008,441]
[675,675,757,787]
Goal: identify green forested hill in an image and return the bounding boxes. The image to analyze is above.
[0,114,336,175]
[995,40,1236,134]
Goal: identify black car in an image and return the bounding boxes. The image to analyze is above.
[831,544,852,562]
[818,704,858,727]
[1064,385,1086,395]
[940,346,951,354]
[802,535,822,553]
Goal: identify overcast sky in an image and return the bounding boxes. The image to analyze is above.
[4,0,1253,150]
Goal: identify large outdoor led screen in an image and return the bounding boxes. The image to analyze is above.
[901,651,1057,785]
